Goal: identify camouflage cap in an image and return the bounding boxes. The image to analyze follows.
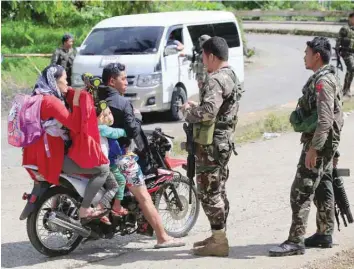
[198,35,211,46]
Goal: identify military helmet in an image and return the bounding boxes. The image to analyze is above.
[198,35,211,47]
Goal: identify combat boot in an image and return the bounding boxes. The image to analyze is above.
[193,236,213,248]
[269,240,305,257]
[193,229,229,257]
[305,233,332,248]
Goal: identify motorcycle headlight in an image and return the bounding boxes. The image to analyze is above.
[72,73,85,87]
[137,73,162,87]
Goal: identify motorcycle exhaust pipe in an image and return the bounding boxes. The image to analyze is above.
[47,212,91,238]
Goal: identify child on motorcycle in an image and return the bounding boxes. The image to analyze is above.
[116,136,145,189]
[96,100,129,220]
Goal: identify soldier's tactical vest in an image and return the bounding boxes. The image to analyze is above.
[290,65,342,134]
[56,48,75,71]
[193,67,241,145]
[338,26,354,52]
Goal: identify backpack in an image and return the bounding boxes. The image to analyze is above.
[8,94,44,147]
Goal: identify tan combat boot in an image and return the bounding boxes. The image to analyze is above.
[193,236,213,248]
[193,229,229,257]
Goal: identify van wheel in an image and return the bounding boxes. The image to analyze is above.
[169,87,186,121]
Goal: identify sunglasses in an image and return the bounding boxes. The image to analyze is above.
[112,63,126,72]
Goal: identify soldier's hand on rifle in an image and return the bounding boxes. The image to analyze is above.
[187,100,198,107]
[181,102,191,112]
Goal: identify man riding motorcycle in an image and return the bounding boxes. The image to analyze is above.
[96,62,185,248]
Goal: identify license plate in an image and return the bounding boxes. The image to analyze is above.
[100,56,120,67]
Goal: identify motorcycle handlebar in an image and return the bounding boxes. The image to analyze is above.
[153,129,174,140]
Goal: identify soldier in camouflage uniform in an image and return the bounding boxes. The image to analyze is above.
[181,36,242,257]
[51,33,76,86]
[336,12,354,97]
[269,37,344,257]
[180,35,211,90]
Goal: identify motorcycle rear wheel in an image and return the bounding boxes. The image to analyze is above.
[27,187,83,257]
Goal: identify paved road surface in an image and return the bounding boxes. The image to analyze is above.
[2,112,354,269]
[243,21,344,34]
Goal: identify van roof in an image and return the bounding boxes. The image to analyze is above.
[94,11,237,28]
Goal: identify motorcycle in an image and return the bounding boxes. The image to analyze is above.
[19,128,200,257]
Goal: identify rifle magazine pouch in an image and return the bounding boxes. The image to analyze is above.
[193,120,215,145]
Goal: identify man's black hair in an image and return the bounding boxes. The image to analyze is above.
[62,33,74,44]
[102,63,126,85]
[118,137,131,149]
[202,36,229,61]
[349,12,354,18]
[306,36,332,64]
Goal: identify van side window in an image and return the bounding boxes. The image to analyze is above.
[187,24,214,48]
[212,22,240,48]
[187,22,240,49]
[167,28,183,45]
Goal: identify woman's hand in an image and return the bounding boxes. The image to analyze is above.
[73,89,81,106]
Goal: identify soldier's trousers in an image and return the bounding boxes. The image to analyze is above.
[343,54,354,95]
[288,142,336,243]
[195,143,232,231]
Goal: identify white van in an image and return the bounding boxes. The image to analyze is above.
[72,11,244,120]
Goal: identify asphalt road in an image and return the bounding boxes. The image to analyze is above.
[2,112,354,269]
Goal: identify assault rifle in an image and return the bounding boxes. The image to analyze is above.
[333,168,353,231]
[182,122,196,204]
[333,47,344,72]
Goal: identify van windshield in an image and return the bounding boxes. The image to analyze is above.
[79,26,164,55]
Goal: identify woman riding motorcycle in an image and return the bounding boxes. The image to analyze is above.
[22,64,116,223]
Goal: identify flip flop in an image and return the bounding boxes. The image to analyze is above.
[100,216,112,225]
[154,239,186,249]
[111,207,129,217]
[80,209,109,225]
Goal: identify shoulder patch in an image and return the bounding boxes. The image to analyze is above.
[315,82,323,93]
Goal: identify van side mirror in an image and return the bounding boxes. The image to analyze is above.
[164,45,179,56]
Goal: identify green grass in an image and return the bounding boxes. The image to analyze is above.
[1,57,50,94]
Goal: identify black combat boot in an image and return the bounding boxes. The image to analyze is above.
[304,233,332,248]
[269,240,305,257]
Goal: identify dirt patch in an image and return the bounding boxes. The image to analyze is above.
[302,248,354,269]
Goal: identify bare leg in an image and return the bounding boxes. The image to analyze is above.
[128,185,171,244]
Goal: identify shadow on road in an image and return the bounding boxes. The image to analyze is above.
[1,239,278,268]
[0,236,154,268]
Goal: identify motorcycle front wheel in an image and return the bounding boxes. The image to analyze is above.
[154,175,200,238]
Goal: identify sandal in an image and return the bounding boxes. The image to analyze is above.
[80,208,109,225]
[100,215,112,225]
[154,238,186,249]
[111,207,129,217]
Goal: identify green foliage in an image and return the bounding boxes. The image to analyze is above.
[1,57,50,94]
[1,21,92,53]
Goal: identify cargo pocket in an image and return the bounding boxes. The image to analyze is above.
[211,130,232,167]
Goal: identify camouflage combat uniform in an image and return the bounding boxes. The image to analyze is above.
[336,25,354,95]
[288,64,344,244]
[51,47,76,86]
[185,35,210,90]
[183,66,242,230]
